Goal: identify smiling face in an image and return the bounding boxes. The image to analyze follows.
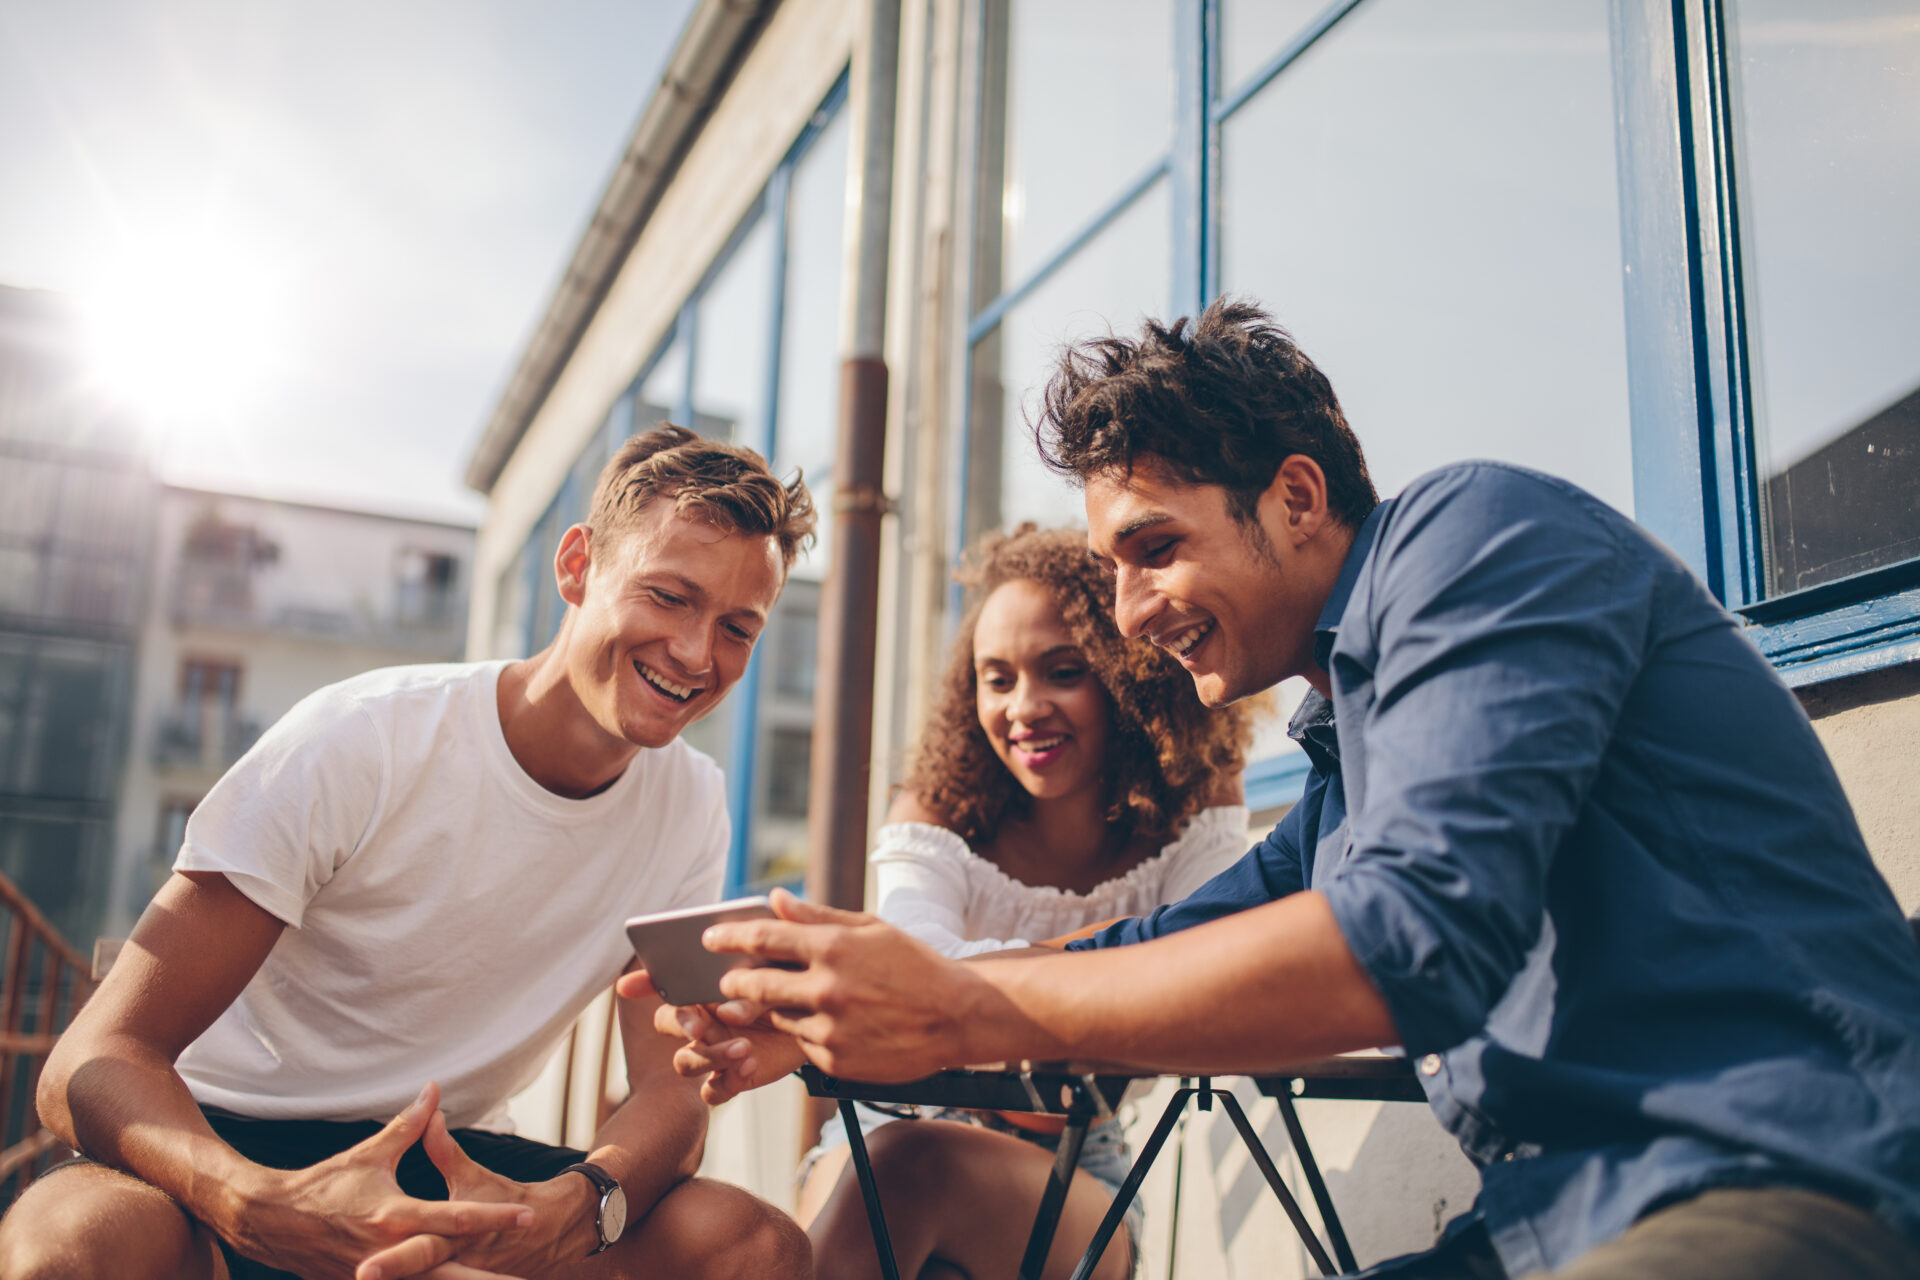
[972,578,1112,803]
[559,502,785,751]
[1085,455,1343,706]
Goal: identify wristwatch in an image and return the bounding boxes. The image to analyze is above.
[562,1162,627,1256]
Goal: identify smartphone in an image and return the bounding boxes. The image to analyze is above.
[625,895,777,1006]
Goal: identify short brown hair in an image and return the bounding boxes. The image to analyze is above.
[1035,297,1378,528]
[588,424,815,569]
[904,525,1252,848]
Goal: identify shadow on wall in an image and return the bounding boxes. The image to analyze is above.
[1317,1099,1482,1267]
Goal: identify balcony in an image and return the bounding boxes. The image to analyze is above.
[152,708,262,771]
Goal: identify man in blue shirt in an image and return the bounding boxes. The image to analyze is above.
[661,300,1920,1277]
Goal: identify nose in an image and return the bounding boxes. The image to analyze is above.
[1112,564,1156,640]
[664,615,715,679]
[1007,673,1051,725]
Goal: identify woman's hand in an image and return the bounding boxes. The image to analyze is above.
[653,999,808,1105]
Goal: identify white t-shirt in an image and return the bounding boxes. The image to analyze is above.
[174,661,728,1132]
[870,806,1250,959]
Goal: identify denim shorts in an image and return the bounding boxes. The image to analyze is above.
[803,1100,1146,1272]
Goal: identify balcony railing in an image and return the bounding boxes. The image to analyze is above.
[0,870,95,1205]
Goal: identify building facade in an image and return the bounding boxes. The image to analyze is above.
[0,285,154,952]
[468,2,1920,1272]
[107,487,474,935]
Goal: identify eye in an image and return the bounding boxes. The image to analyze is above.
[1141,538,1177,566]
[724,622,756,642]
[979,670,1012,691]
[1050,664,1088,684]
[649,588,686,608]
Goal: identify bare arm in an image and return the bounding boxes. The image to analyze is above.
[39,871,531,1277]
[705,888,1395,1080]
[40,870,284,1218]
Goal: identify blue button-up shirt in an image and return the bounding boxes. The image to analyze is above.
[1070,462,1920,1274]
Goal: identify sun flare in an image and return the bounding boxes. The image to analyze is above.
[79,222,290,433]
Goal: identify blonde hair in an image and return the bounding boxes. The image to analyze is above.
[588,424,815,568]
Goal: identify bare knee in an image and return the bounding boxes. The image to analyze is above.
[619,1177,809,1280]
[0,1163,218,1280]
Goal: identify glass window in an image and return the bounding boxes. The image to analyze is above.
[982,0,1176,296]
[777,108,852,581]
[1726,0,1920,595]
[636,334,689,433]
[691,215,777,448]
[1218,0,1336,93]
[970,179,1172,539]
[1218,0,1634,515]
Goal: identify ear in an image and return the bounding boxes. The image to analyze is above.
[555,524,592,607]
[1260,455,1332,548]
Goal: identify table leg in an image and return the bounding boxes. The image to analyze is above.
[1017,1116,1089,1280]
[1275,1091,1358,1273]
[1218,1090,1338,1276]
[839,1100,902,1280]
[1066,1085,1195,1280]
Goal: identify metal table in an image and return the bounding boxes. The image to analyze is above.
[801,1055,1420,1279]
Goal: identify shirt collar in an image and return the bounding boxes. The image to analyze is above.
[1312,498,1392,672]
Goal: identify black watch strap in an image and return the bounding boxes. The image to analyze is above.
[562,1161,623,1255]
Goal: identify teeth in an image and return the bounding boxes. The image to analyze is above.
[1168,622,1212,656]
[636,662,695,701]
[1016,735,1067,751]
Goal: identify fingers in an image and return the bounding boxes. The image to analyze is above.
[358,1083,440,1164]
[699,917,822,963]
[769,886,873,926]
[357,1232,452,1280]
[363,1238,522,1280]
[711,998,767,1028]
[673,1035,748,1079]
[615,968,658,1001]
[718,963,824,1009]
[383,1198,533,1239]
[421,1111,491,1190]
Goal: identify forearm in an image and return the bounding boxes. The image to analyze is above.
[587,1081,708,1218]
[958,891,1396,1073]
[41,1031,269,1235]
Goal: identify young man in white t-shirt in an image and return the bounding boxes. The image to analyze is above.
[3,426,816,1280]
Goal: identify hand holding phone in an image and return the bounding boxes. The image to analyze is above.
[625,895,777,1006]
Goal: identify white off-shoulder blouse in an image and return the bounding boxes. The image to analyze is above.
[869,806,1252,959]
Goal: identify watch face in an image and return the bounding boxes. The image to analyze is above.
[602,1184,628,1243]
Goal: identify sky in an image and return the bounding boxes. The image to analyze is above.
[0,0,697,524]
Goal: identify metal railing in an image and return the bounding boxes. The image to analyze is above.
[0,870,95,1204]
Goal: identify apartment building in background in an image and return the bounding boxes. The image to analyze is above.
[106,487,473,935]
[0,284,154,951]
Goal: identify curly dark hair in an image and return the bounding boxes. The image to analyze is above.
[902,525,1253,849]
[1033,297,1379,528]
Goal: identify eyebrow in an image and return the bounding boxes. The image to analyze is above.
[977,644,1083,665]
[1114,513,1175,543]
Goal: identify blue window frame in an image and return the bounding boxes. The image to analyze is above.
[509,73,849,894]
[959,0,1920,812]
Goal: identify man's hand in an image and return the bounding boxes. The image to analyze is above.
[224,1083,533,1280]
[690,888,1046,1082]
[651,998,808,1104]
[353,1111,601,1280]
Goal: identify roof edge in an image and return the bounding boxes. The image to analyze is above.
[463,0,773,496]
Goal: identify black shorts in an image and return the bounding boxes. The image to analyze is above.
[57,1106,587,1280]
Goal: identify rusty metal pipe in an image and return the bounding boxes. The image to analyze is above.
[805,0,900,914]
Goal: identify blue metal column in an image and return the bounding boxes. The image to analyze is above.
[1608,0,1719,593]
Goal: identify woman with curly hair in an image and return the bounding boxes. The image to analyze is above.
[673,524,1253,1280]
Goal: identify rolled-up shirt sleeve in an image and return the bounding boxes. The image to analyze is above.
[1066,778,1315,951]
[1319,466,1652,1056]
